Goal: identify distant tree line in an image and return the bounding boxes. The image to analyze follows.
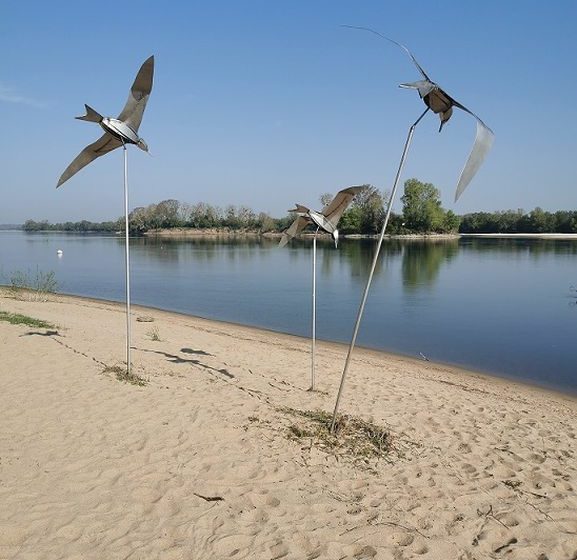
[459,208,577,234]
[127,200,293,234]
[21,179,577,235]
[23,219,122,232]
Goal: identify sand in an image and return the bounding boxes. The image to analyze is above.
[1,290,576,560]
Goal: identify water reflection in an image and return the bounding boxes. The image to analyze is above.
[402,240,459,291]
[461,237,577,257]
[2,231,577,393]
[126,235,278,264]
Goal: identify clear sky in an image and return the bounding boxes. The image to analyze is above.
[1,0,575,223]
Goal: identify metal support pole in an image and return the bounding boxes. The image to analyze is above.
[330,108,429,432]
[309,227,320,391]
[122,144,132,375]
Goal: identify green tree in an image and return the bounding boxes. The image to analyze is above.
[401,178,446,233]
[340,185,384,234]
[153,199,182,229]
[441,210,461,233]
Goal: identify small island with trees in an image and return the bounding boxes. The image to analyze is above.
[21,179,577,236]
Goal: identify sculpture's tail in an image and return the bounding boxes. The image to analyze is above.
[332,229,339,248]
[76,104,103,123]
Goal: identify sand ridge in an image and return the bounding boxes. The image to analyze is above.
[1,291,576,559]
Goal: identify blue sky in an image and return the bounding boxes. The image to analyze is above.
[1,0,575,223]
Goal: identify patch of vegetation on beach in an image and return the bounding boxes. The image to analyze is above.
[281,407,392,465]
[0,311,54,329]
[103,365,148,386]
[7,268,58,301]
[146,326,162,341]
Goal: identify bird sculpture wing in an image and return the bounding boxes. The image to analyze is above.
[279,214,311,248]
[341,26,432,82]
[400,75,495,201]
[56,133,123,188]
[342,25,494,200]
[321,185,365,227]
[453,119,494,201]
[117,55,154,132]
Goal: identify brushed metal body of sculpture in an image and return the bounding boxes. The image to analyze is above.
[56,56,154,377]
[331,28,494,431]
[281,186,364,390]
[342,26,494,201]
[280,186,364,249]
[57,56,154,188]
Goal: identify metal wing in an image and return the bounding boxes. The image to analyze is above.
[291,204,310,214]
[399,79,436,99]
[454,118,494,201]
[117,55,154,132]
[56,133,123,188]
[342,25,432,81]
[321,185,365,227]
[279,215,311,248]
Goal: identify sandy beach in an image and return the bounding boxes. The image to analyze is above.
[1,290,576,559]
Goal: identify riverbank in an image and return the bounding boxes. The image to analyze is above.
[1,290,576,558]
[10,227,577,240]
[461,233,577,239]
[142,228,577,240]
[143,228,461,240]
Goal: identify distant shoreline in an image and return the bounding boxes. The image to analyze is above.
[145,229,577,240]
[460,233,577,239]
[5,227,577,240]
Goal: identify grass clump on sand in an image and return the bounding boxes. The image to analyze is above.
[147,326,162,341]
[282,407,392,464]
[8,268,58,302]
[103,365,148,387]
[0,311,54,329]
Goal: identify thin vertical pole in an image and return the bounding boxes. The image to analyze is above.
[123,144,132,375]
[310,227,319,391]
[330,108,429,432]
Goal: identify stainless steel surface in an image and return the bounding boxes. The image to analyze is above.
[342,25,494,201]
[57,56,154,188]
[330,108,429,432]
[57,56,154,375]
[123,145,132,376]
[279,186,364,390]
[310,228,318,391]
[279,186,365,248]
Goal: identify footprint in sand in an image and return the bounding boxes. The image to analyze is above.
[341,544,377,559]
[213,534,253,557]
[388,530,414,546]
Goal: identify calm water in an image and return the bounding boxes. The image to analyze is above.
[1,231,576,394]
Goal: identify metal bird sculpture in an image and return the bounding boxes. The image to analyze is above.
[342,25,494,201]
[331,28,494,432]
[280,185,364,249]
[280,185,364,391]
[56,55,154,188]
[56,55,154,377]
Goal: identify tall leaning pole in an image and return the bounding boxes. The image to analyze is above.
[56,56,155,376]
[331,28,494,432]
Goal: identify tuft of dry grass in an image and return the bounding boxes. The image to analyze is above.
[281,407,392,464]
[147,326,161,342]
[103,365,148,386]
[8,268,58,302]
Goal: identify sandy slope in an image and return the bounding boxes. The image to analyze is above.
[1,291,576,560]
